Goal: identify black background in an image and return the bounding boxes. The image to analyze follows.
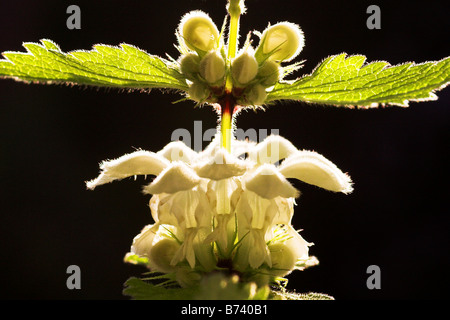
[0,0,449,300]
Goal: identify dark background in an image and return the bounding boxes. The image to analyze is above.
[0,0,448,300]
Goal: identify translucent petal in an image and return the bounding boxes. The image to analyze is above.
[157,193,188,227]
[207,178,241,215]
[248,135,298,164]
[244,164,299,199]
[284,225,311,260]
[248,229,272,269]
[130,224,159,257]
[86,150,170,190]
[231,138,256,159]
[194,148,248,180]
[271,197,295,225]
[279,151,353,193]
[199,133,255,160]
[193,228,218,272]
[156,188,211,230]
[171,228,197,268]
[157,141,198,163]
[143,162,201,194]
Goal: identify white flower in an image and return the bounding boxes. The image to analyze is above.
[87,134,352,284]
[130,223,179,273]
[267,224,311,277]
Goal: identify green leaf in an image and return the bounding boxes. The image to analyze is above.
[267,54,450,107]
[0,39,189,91]
[271,289,334,300]
[123,274,333,300]
[123,277,199,300]
[123,273,271,300]
[194,273,270,300]
[123,253,149,266]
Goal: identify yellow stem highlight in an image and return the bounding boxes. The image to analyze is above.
[225,0,242,93]
[227,9,240,60]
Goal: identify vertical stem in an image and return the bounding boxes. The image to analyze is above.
[225,0,242,93]
[221,0,243,151]
[226,0,242,62]
[220,95,233,152]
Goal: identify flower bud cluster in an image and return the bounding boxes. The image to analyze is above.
[177,11,226,104]
[87,135,353,287]
[177,11,304,107]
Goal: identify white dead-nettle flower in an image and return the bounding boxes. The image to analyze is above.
[87,135,352,286]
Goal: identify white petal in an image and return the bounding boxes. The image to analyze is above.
[279,151,353,193]
[204,214,233,250]
[157,141,198,163]
[86,150,169,190]
[248,135,298,164]
[194,148,248,180]
[157,188,211,229]
[284,225,311,260]
[154,194,182,226]
[143,162,201,194]
[193,227,217,272]
[248,229,272,269]
[199,133,256,160]
[207,178,241,215]
[171,228,197,268]
[196,133,220,159]
[130,224,159,257]
[271,197,295,225]
[244,164,299,199]
[231,138,256,158]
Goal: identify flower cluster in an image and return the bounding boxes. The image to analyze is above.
[177,10,304,107]
[85,2,354,291]
[87,135,352,287]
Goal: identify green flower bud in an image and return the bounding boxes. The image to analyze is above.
[257,60,280,87]
[199,51,226,85]
[149,238,180,273]
[268,243,296,277]
[180,53,200,80]
[188,81,210,102]
[231,51,259,86]
[179,11,219,52]
[245,84,267,106]
[257,22,304,62]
